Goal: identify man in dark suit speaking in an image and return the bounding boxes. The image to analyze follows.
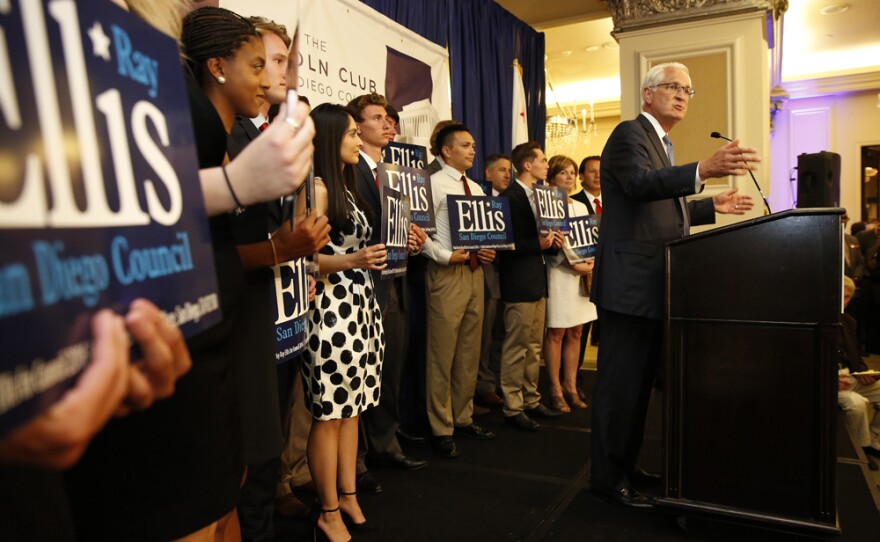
[589,62,759,508]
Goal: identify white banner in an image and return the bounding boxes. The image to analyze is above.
[222,0,451,138]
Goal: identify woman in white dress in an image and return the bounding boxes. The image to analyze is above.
[306,103,387,542]
[543,155,597,413]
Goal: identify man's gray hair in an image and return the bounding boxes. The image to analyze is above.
[641,62,689,106]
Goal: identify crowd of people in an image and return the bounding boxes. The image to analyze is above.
[839,212,880,470]
[4,2,875,541]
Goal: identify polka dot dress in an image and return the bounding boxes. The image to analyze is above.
[302,191,384,420]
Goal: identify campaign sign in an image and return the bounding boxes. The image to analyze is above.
[383,141,428,170]
[377,163,435,234]
[447,195,515,251]
[533,185,570,235]
[380,186,410,278]
[0,1,220,435]
[564,215,600,264]
[271,257,310,363]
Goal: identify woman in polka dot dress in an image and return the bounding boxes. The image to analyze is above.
[304,103,387,542]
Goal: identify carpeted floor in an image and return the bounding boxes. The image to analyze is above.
[275,369,880,541]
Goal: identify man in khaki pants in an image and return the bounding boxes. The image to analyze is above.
[498,142,564,432]
[422,123,497,458]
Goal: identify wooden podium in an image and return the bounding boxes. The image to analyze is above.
[658,209,843,537]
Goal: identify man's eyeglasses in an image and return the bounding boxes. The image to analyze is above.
[653,82,696,98]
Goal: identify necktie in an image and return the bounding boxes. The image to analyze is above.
[259,122,268,132]
[663,135,675,166]
[593,197,602,214]
[663,135,690,235]
[460,175,479,271]
[373,167,379,189]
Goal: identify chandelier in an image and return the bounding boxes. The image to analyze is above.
[545,68,596,157]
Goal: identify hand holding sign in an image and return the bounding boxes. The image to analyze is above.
[356,245,388,271]
[448,250,470,265]
[275,212,331,261]
[0,299,191,468]
[571,259,595,276]
[228,101,316,206]
[121,299,192,414]
[477,249,496,264]
[0,310,127,468]
[407,224,427,254]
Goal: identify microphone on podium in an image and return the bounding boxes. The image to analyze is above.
[710,131,771,214]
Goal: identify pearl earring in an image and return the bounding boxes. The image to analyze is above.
[217,75,226,84]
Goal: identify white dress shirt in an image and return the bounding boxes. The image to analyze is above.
[360,150,378,177]
[249,113,268,131]
[640,111,703,191]
[422,161,486,265]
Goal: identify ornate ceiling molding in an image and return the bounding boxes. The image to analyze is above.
[604,0,787,34]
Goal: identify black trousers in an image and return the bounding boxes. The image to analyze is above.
[590,308,662,491]
[362,281,407,456]
[238,457,280,542]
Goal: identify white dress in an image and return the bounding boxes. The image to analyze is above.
[545,199,598,329]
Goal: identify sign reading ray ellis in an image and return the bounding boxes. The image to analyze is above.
[0,0,219,435]
[377,162,435,234]
[447,195,515,251]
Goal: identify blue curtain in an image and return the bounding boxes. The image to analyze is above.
[360,0,448,47]
[361,0,545,178]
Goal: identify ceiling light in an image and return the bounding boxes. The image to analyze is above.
[561,50,572,56]
[585,45,600,52]
[819,4,850,15]
[602,41,618,50]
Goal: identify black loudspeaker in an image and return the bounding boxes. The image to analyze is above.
[797,151,840,208]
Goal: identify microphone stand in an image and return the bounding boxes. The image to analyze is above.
[710,132,771,215]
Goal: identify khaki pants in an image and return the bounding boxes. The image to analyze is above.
[425,261,484,436]
[500,299,545,417]
[276,372,313,496]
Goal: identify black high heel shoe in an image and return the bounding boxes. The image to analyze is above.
[312,506,352,542]
[338,491,383,533]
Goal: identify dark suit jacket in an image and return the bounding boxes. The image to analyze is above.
[498,180,548,303]
[354,154,406,313]
[571,189,597,214]
[590,114,715,320]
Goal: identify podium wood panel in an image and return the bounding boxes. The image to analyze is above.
[660,209,842,537]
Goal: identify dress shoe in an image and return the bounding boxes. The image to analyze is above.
[355,470,383,494]
[526,403,563,419]
[368,452,428,471]
[863,446,880,459]
[590,486,655,509]
[504,412,540,432]
[396,428,426,442]
[339,491,384,533]
[477,390,504,406]
[275,493,311,518]
[564,390,588,409]
[456,423,495,440]
[432,436,459,458]
[630,468,662,489]
[473,404,491,416]
[549,395,571,413]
